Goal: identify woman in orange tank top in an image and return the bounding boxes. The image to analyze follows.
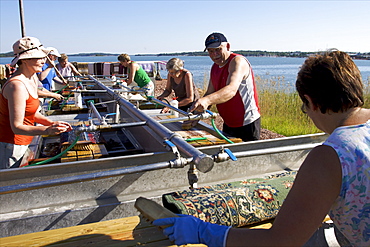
[0,37,72,169]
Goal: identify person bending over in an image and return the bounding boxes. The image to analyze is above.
[157,57,199,112]
[117,53,154,96]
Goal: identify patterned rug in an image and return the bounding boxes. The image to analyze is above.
[162,171,297,227]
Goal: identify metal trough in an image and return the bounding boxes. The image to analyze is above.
[0,75,328,237]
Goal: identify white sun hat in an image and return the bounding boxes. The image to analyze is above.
[45,47,61,57]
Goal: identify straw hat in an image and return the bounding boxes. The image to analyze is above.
[11,36,47,66]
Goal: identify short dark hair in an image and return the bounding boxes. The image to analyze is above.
[296,50,364,114]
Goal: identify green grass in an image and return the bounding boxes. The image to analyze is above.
[256,75,370,136]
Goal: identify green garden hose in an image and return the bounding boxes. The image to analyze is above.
[185,137,207,142]
[46,85,69,111]
[210,116,234,144]
[59,93,73,110]
[25,135,80,167]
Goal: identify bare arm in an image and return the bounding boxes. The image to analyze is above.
[157,73,173,100]
[191,56,248,112]
[53,75,65,85]
[226,145,342,246]
[4,80,71,136]
[38,64,53,81]
[178,71,195,107]
[69,63,82,76]
[38,88,64,101]
[127,62,138,86]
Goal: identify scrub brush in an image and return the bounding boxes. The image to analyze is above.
[134,197,179,228]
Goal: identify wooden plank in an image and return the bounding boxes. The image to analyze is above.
[0,215,273,247]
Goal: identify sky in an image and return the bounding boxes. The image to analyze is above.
[1,0,370,55]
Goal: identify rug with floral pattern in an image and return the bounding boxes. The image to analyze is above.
[162,171,297,227]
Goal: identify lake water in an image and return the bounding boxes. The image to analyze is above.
[1,55,369,91]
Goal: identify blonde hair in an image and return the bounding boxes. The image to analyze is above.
[118,53,131,62]
[166,58,184,71]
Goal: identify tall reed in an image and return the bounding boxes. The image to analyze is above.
[256,75,370,136]
[256,75,320,136]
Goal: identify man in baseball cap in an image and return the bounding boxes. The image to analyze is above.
[190,32,261,142]
[203,32,228,52]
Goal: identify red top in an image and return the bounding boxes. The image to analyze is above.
[211,53,260,127]
[0,79,40,145]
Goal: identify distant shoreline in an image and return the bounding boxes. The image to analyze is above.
[1,51,369,60]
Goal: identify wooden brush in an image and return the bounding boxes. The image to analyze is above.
[134,197,179,228]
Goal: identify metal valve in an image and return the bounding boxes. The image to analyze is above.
[102,113,116,125]
[163,140,180,158]
[213,146,237,162]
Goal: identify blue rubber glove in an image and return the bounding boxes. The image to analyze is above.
[153,214,231,247]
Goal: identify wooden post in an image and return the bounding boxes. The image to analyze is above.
[19,0,26,37]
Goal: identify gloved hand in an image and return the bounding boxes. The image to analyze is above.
[153,214,231,247]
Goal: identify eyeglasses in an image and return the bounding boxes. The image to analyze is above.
[301,103,307,114]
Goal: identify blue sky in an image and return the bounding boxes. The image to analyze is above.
[1,0,369,54]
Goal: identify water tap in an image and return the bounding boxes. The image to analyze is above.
[101,113,116,125]
[213,146,237,162]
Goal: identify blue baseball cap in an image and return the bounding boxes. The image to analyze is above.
[204,32,228,52]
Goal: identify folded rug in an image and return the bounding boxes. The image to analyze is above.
[162,171,296,227]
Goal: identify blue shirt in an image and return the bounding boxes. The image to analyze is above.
[38,63,56,91]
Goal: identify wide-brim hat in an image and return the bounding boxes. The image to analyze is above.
[11,36,47,67]
[204,32,228,52]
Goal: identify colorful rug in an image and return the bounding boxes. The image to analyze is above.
[162,171,296,227]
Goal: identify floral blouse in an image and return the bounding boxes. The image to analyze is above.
[324,120,370,246]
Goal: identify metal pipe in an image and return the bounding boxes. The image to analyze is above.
[75,121,147,133]
[18,0,26,37]
[88,101,104,123]
[0,142,319,195]
[93,100,117,105]
[70,90,107,93]
[89,76,214,173]
[115,101,120,123]
[0,161,172,195]
[157,111,216,124]
[149,97,189,116]
[233,143,320,158]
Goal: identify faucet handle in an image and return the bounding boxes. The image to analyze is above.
[224,148,237,161]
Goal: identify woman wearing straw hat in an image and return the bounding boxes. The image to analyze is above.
[0,37,72,169]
